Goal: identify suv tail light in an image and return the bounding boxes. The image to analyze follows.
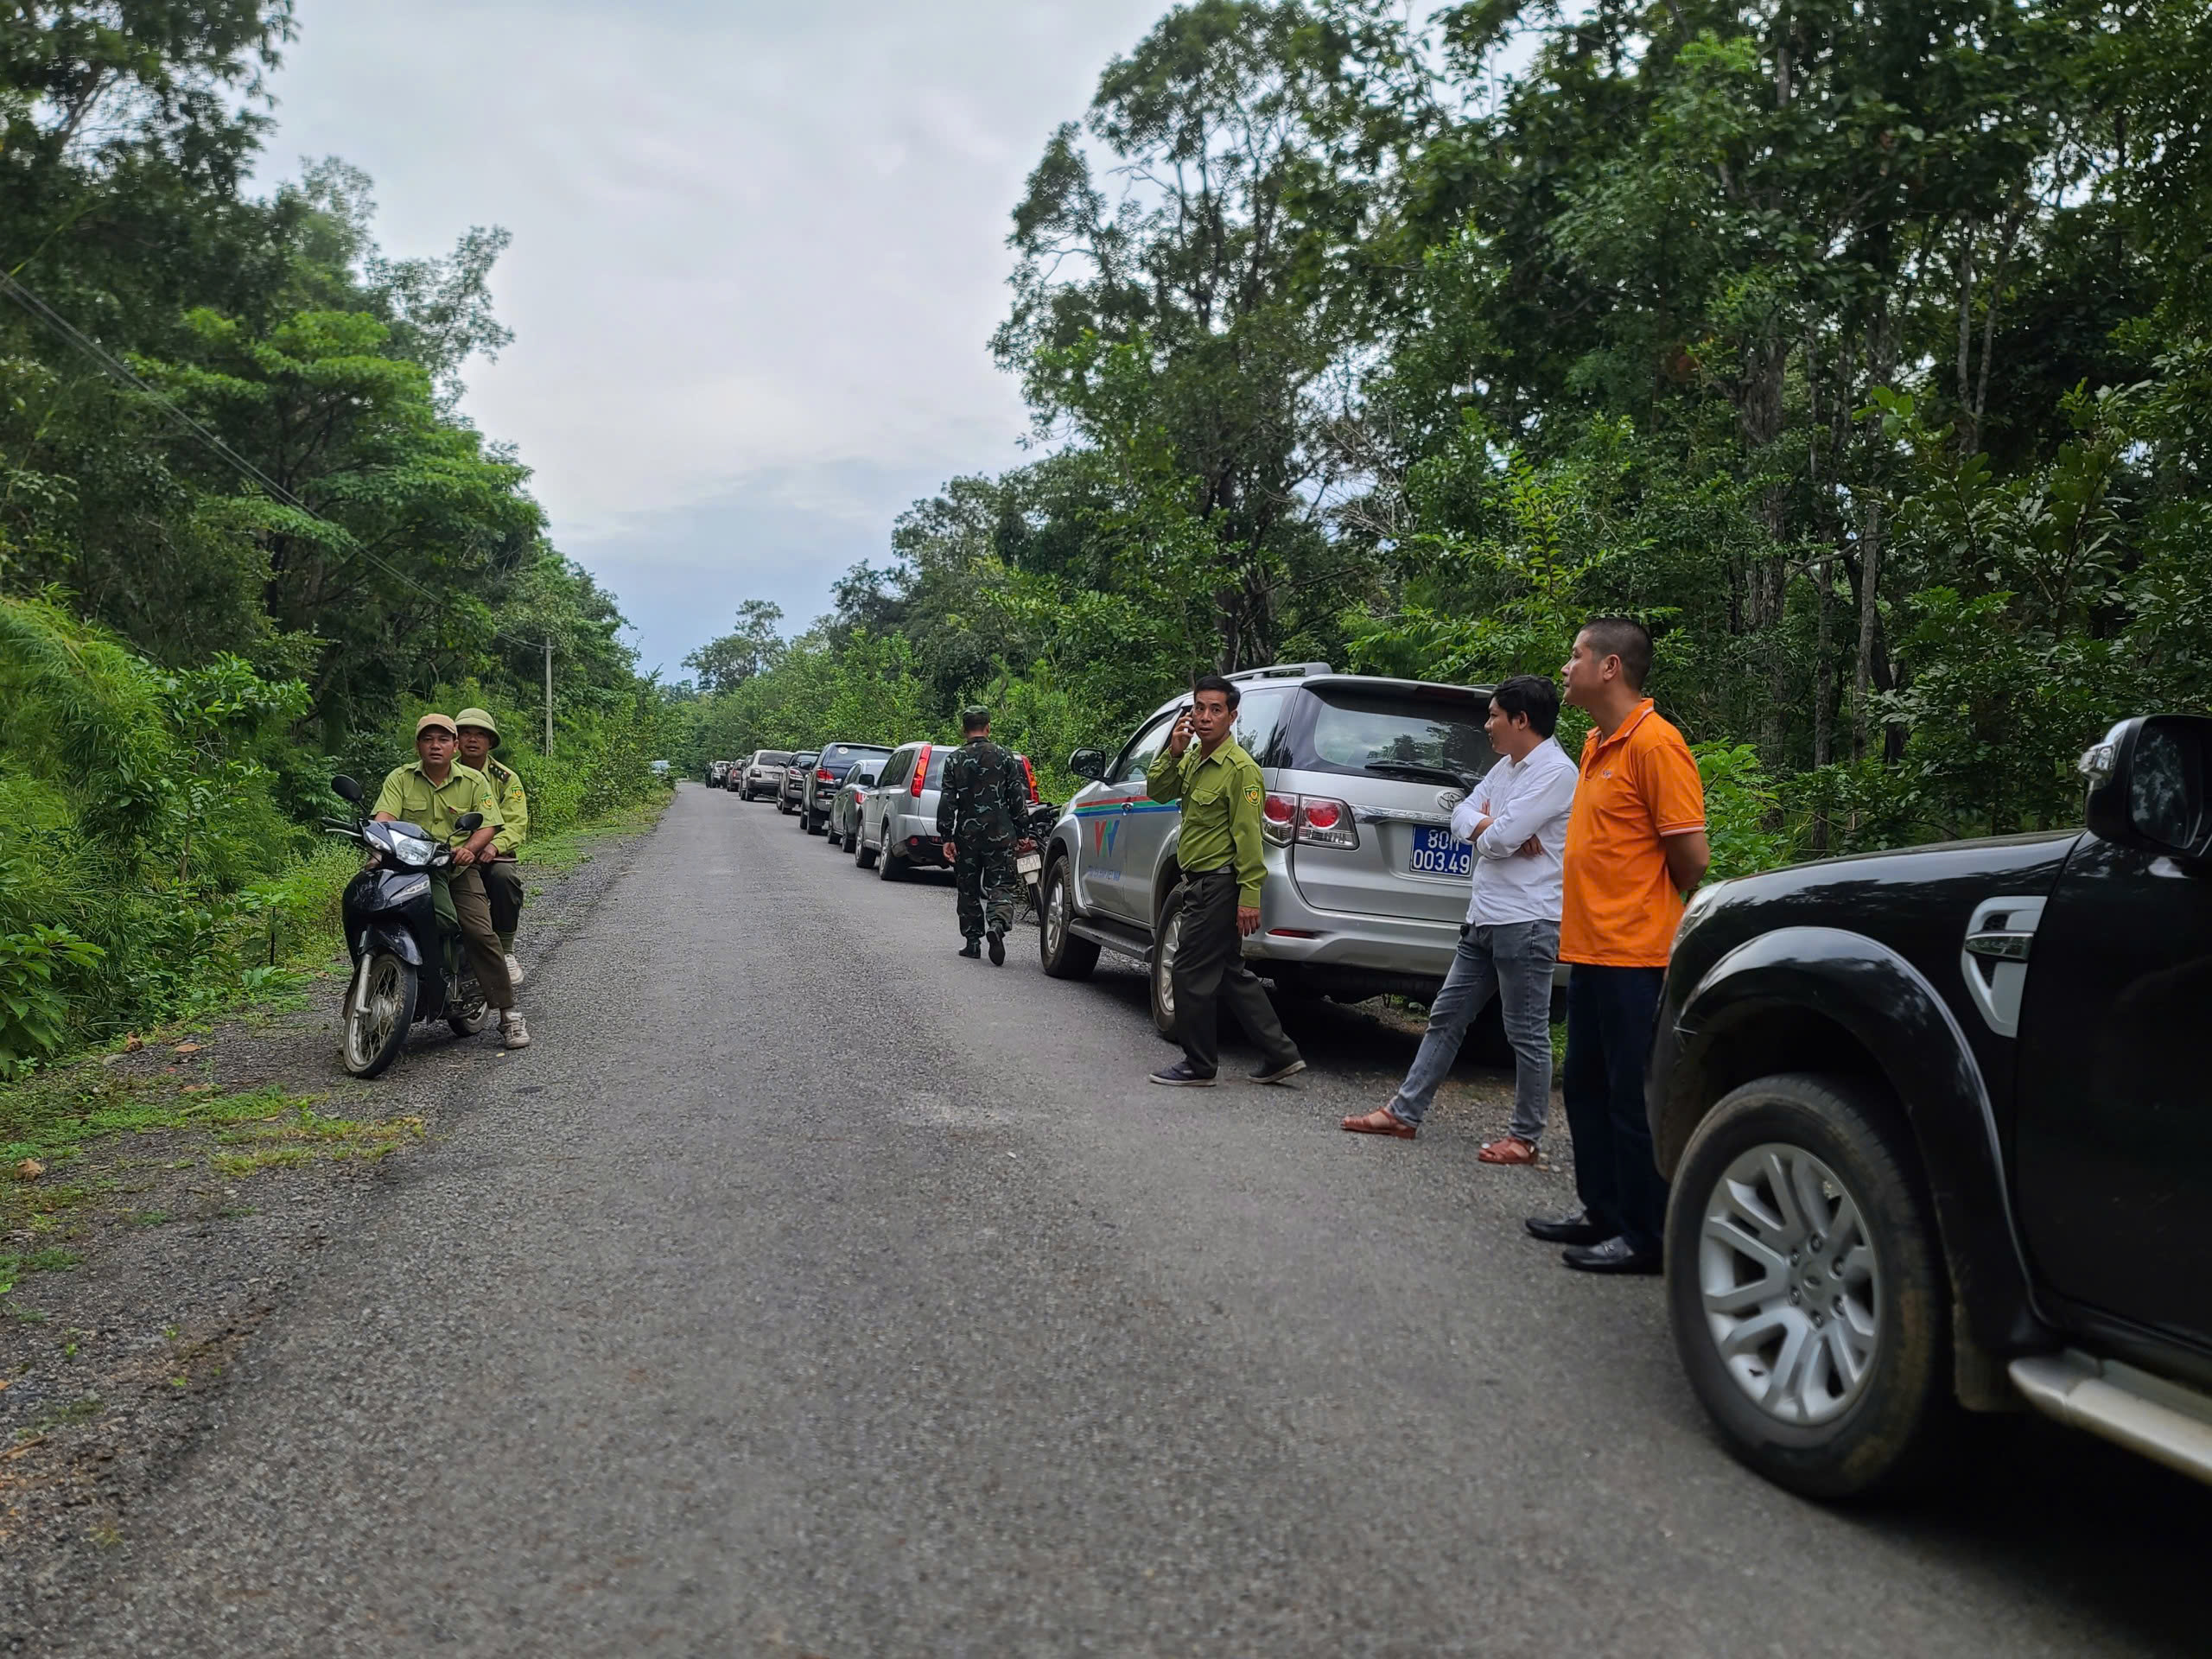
[816,767,833,783]
[1296,796,1358,849]
[1261,792,1360,850]
[1020,755,1038,803]
[911,742,931,797]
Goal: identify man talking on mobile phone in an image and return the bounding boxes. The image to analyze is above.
[1144,674,1305,1088]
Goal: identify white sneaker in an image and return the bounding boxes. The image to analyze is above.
[499,1010,531,1050]
[505,953,526,988]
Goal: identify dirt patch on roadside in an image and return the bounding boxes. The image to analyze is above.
[0,814,652,1646]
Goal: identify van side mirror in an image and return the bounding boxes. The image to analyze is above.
[1068,747,1108,782]
[332,774,364,804]
[2082,715,2212,861]
[455,811,485,835]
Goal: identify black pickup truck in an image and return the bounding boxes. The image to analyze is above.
[1648,713,2212,1498]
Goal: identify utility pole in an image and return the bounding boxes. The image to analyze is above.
[543,639,554,755]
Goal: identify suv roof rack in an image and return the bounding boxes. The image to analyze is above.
[1224,662,1332,683]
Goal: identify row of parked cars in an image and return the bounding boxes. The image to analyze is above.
[704,668,2212,1508]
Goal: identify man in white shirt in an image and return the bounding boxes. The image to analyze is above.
[1340,675,1576,1159]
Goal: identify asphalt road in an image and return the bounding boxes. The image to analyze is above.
[45,785,2210,1657]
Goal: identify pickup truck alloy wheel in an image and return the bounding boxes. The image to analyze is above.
[1699,1143,1878,1426]
[1667,1071,1952,1499]
[1149,883,1185,1038]
[1039,858,1099,979]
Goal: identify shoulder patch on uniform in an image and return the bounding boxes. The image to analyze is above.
[1243,785,1262,805]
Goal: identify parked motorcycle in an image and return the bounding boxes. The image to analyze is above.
[327,775,496,1078]
[1014,799,1059,923]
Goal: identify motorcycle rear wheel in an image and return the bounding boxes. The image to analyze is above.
[447,982,494,1039]
[342,951,417,1078]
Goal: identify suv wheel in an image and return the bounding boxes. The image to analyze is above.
[877,839,905,880]
[1148,881,1185,1038]
[856,826,879,869]
[1039,857,1099,981]
[1667,1071,1952,1499]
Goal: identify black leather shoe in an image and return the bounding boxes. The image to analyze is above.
[1561,1236,1662,1275]
[1524,1208,1607,1246]
[957,939,982,959]
[988,930,1007,966]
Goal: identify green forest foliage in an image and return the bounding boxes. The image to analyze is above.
[0,6,663,1071]
[677,0,2212,863]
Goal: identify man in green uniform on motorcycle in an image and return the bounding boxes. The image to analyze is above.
[454,707,529,991]
[372,712,530,1050]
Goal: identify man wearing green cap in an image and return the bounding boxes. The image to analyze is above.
[935,706,1026,964]
[372,712,527,1048]
[454,708,530,990]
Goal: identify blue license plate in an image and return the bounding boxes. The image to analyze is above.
[1408,824,1472,878]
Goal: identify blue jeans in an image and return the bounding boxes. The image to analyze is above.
[1560,965,1669,1254]
[1389,920,1558,1140]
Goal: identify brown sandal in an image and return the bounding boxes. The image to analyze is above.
[1478,1135,1538,1165]
[1341,1108,1417,1139]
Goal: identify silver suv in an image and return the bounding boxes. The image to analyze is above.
[741,750,793,801]
[1039,664,1548,1041]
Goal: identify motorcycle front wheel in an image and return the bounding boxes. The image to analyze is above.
[341,951,417,1078]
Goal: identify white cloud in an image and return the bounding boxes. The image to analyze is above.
[256,0,1161,671]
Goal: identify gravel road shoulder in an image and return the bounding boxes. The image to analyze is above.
[0,808,659,1643]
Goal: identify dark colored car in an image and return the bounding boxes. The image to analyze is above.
[1648,711,2212,1500]
[777,751,818,815]
[797,741,894,836]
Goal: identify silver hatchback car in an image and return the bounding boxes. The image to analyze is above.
[1039,664,1558,1042]
[856,740,1037,879]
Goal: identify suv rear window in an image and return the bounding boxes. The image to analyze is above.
[820,743,893,767]
[756,751,792,766]
[1297,687,1495,786]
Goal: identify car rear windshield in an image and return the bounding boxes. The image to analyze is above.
[756,751,792,766]
[1297,686,1495,787]
[820,743,893,767]
[925,749,950,785]
[792,753,818,766]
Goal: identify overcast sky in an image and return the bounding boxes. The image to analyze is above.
[254,0,1168,677]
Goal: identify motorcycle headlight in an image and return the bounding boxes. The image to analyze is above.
[390,832,436,868]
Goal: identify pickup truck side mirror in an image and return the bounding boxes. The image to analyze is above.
[2082,715,2212,861]
[1068,747,1108,783]
[331,774,365,804]
[454,811,485,835]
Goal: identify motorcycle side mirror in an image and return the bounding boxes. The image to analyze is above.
[455,811,485,834]
[1068,747,1108,782]
[332,774,365,804]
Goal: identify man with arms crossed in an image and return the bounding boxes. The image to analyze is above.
[1527,618,1707,1274]
[1338,674,1574,1158]
[1146,674,1305,1088]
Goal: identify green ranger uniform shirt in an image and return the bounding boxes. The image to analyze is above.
[1147,738,1268,906]
[481,757,530,855]
[935,738,1027,844]
[371,760,504,848]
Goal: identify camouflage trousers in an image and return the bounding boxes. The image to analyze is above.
[955,838,1018,940]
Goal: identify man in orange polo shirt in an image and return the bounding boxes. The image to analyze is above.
[1526,618,1708,1274]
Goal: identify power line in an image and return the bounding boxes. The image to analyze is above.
[0,264,551,658]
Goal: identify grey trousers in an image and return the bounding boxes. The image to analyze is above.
[1172,869,1300,1077]
[1389,919,1558,1139]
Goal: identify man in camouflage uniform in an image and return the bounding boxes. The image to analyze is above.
[454,708,529,990]
[935,706,1027,965]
